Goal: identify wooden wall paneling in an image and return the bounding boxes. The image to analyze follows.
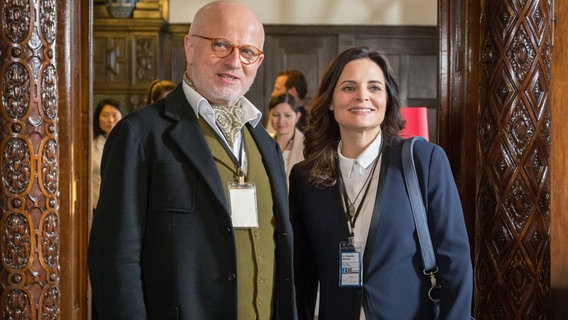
[92,33,130,87]
[250,30,338,113]
[93,18,166,112]
[550,0,568,318]
[438,0,480,268]
[164,24,188,84]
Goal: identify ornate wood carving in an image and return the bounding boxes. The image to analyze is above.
[0,0,60,318]
[476,0,552,318]
[93,18,166,112]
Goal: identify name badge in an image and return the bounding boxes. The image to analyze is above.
[228,181,258,228]
[339,241,362,287]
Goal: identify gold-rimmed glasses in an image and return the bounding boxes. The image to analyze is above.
[191,34,263,65]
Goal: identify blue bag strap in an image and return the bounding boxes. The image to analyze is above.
[401,136,437,272]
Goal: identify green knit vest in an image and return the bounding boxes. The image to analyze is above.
[197,117,276,319]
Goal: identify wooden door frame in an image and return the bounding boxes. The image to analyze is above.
[58,1,92,319]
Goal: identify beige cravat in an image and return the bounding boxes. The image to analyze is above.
[210,104,244,148]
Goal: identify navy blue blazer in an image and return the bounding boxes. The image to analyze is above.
[88,85,296,320]
[290,137,473,320]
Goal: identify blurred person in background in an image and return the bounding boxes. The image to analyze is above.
[146,79,176,104]
[268,92,304,187]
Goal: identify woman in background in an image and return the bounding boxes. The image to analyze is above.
[92,98,124,211]
[268,93,304,186]
[290,47,473,319]
[146,79,176,104]
[90,98,124,320]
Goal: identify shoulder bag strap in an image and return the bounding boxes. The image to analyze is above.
[402,136,441,319]
[402,136,436,271]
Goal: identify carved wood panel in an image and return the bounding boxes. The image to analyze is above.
[93,18,166,112]
[0,0,60,319]
[476,0,552,318]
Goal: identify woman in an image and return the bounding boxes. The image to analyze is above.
[268,93,305,184]
[90,98,124,320]
[92,98,124,211]
[290,47,473,319]
[146,79,176,104]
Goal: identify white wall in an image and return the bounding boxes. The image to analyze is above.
[168,0,437,25]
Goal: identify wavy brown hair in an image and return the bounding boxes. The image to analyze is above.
[302,47,405,188]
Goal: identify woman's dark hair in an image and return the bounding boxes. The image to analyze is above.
[267,93,296,111]
[302,46,405,187]
[93,98,124,138]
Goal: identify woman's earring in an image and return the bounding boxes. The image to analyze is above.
[329,105,334,111]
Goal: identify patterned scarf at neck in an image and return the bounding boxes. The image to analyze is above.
[184,73,244,148]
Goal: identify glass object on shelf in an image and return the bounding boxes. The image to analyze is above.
[106,0,138,18]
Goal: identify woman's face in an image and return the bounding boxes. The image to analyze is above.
[330,58,387,136]
[269,102,300,137]
[99,105,123,135]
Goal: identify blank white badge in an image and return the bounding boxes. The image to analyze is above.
[228,182,259,228]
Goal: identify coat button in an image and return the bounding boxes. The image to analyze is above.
[225,226,232,234]
[227,273,236,281]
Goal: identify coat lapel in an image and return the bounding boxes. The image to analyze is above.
[162,86,287,215]
[164,87,229,211]
[363,144,391,270]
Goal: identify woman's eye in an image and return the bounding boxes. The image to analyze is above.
[370,86,382,92]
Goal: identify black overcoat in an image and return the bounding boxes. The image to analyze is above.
[88,85,296,320]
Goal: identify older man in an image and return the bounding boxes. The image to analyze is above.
[88,1,296,319]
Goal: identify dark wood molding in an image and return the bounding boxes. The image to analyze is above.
[57,0,92,319]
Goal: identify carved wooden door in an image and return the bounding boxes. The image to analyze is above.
[0,1,90,319]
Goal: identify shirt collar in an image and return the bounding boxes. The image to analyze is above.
[338,132,383,178]
[182,80,262,127]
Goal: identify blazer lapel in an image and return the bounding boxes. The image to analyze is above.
[363,144,391,270]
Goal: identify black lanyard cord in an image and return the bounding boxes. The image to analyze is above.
[213,126,246,182]
[337,140,384,240]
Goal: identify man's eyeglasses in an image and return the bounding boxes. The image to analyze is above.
[191,35,263,65]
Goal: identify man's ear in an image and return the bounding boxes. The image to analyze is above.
[184,35,194,65]
[257,54,265,66]
[288,87,299,99]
